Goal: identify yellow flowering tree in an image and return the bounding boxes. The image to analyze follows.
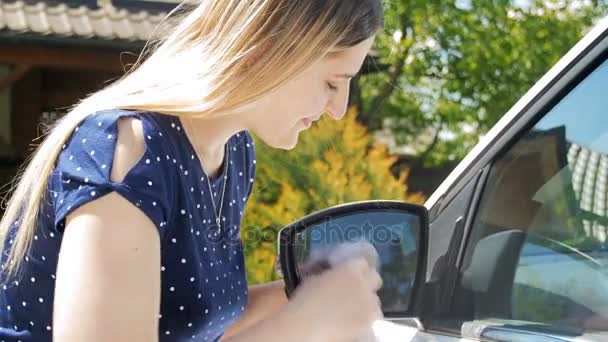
[242,108,425,284]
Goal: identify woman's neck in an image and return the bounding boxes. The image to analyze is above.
[180,115,247,177]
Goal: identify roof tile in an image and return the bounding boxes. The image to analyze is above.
[1,0,167,41]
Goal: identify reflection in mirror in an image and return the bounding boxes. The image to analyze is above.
[292,210,421,314]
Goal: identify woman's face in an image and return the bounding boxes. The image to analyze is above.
[246,37,375,150]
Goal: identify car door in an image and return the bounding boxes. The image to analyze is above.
[415,18,608,342]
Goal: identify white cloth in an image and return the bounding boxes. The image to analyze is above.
[300,241,381,342]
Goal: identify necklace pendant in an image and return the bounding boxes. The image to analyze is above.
[216,217,221,227]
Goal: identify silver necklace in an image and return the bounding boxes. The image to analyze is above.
[185,118,229,233]
[206,144,229,232]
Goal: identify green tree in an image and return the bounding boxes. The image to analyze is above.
[242,109,425,284]
[356,0,607,167]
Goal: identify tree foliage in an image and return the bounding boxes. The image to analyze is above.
[242,109,425,284]
[357,0,607,166]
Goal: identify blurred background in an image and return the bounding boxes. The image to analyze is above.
[0,0,606,284]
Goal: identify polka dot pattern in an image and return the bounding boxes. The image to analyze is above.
[0,110,256,341]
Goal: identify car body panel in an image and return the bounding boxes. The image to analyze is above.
[373,321,464,342]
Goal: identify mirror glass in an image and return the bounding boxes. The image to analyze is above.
[292,209,421,313]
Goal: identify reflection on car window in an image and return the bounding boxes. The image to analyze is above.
[455,59,608,338]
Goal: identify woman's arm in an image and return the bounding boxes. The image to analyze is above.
[221,280,288,340]
[53,193,162,342]
[53,118,161,342]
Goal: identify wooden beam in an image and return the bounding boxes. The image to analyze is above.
[11,69,42,159]
[0,46,138,72]
[41,68,121,109]
[0,65,32,92]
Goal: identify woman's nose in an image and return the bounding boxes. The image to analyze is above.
[326,88,349,120]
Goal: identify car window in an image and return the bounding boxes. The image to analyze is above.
[445,58,608,339]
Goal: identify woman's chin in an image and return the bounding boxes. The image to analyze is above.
[256,135,297,151]
[274,133,300,150]
[276,138,299,150]
[256,125,302,150]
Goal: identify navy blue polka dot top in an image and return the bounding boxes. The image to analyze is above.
[0,109,256,341]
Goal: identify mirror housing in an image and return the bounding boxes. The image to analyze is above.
[278,200,429,319]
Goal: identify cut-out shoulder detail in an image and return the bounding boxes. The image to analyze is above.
[111,118,146,183]
[50,110,177,235]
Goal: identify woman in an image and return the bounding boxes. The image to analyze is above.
[0,0,384,341]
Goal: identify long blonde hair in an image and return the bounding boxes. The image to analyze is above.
[0,0,383,276]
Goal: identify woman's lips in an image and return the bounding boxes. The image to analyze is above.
[301,118,313,128]
[301,116,321,128]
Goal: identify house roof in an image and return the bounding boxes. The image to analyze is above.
[0,0,175,48]
[0,0,384,69]
[568,143,608,240]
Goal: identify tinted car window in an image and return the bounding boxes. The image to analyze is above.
[452,58,608,338]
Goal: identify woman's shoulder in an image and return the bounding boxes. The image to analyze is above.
[65,109,180,156]
[76,109,172,137]
[51,109,181,233]
[56,108,182,185]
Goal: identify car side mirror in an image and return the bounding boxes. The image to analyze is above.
[278,201,428,318]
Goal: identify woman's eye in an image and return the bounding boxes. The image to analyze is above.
[326,82,338,91]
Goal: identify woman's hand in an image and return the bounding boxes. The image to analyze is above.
[288,257,383,341]
[223,257,382,342]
